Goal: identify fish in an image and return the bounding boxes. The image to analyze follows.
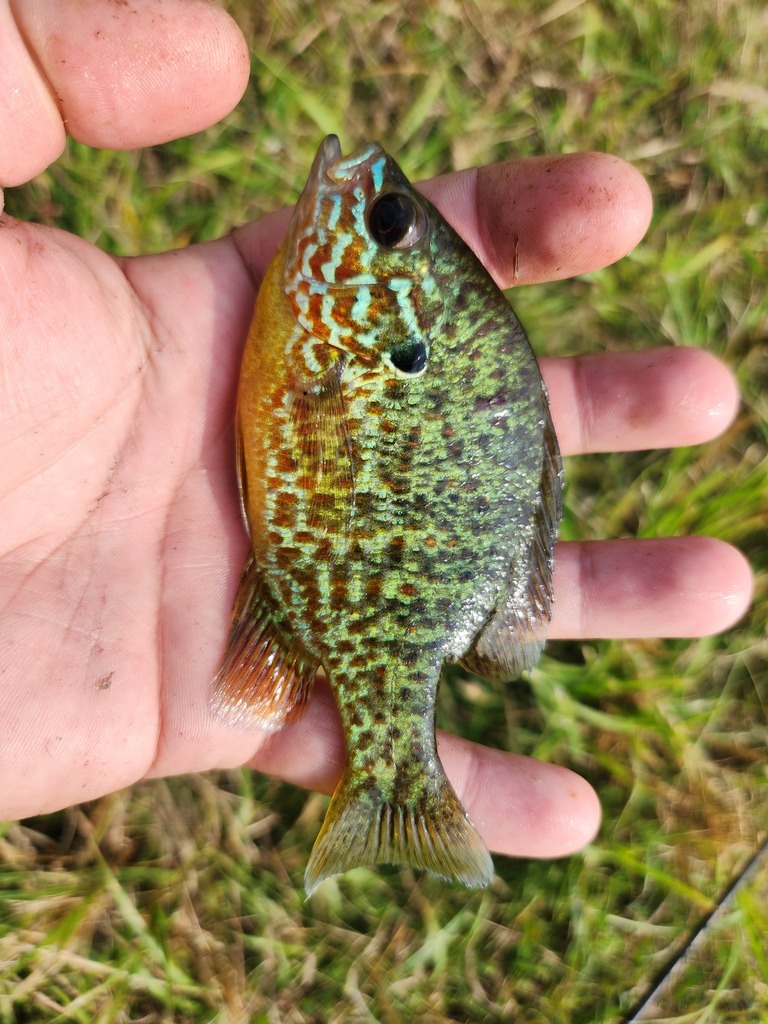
[211,135,562,895]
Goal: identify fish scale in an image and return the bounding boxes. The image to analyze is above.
[211,135,562,894]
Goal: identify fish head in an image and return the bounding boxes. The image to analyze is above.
[283,134,447,379]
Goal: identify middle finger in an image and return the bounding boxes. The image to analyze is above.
[542,347,738,455]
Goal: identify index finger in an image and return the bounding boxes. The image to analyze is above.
[419,151,653,286]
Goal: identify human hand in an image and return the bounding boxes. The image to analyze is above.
[0,0,752,861]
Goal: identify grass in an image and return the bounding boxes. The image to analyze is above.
[1,0,767,1020]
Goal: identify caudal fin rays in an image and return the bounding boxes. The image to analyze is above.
[304,772,493,896]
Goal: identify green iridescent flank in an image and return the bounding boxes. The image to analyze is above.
[211,135,562,895]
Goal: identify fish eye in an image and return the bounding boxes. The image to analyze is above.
[367,192,423,249]
[389,340,428,376]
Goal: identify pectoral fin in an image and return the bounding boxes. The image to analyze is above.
[461,413,562,681]
[289,356,356,533]
[211,557,319,730]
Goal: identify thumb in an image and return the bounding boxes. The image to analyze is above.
[1,0,250,187]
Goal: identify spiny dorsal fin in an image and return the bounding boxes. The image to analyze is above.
[210,557,319,730]
[460,408,562,681]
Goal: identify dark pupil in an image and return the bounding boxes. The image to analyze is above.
[390,341,428,375]
[368,193,415,248]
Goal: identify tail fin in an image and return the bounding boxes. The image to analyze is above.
[304,771,493,896]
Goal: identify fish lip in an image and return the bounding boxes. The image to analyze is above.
[309,134,385,188]
[315,134,342,180]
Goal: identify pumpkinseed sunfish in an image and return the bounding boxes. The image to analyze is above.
[212,135,562,895]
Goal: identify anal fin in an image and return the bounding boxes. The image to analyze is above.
[211,556,319,730]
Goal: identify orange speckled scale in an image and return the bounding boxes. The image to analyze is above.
[211,136,562,895]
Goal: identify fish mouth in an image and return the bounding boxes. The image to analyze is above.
[307,134,385,189]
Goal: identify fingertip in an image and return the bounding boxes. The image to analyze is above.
[692,537,754,635]
[678,348,741,443]
[652,346,741,448]
[612,154,654,256]
[14,0,251,151]
[557,767,603,852]
[536,151,653,283]
[0,4,66,186]
[508,762,603,858]
[442,738,602,859]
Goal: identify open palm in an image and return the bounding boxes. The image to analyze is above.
[0,0,751,860]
